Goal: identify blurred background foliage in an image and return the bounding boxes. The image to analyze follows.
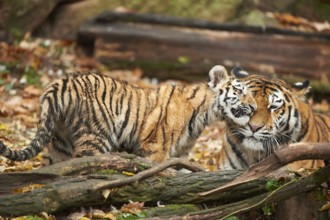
[2,0,330,41]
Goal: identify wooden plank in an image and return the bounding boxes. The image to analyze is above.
[95,11,330,41]
[80,21,330,85]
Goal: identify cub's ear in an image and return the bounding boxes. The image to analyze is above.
[291,80,310,101]
[231,67,249,78]
[208,65,229,90]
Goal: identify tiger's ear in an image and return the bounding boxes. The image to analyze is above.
[291,80,310,101]
[208,65,229,90]
[231,67,249,78]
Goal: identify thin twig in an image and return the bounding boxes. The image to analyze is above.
[93,158,204,191]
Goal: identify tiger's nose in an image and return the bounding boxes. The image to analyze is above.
[248,122,263,132]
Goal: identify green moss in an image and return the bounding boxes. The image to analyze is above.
[116,213,140,220]
[308,1,330,22]
[97,169,118,175]
[121,153,137,160]
[147,204,200,217]
[311,187,327,202]
[245,9,265,27]
[136,162,153,170]
[112,0,243,23]
[23,66,40,85]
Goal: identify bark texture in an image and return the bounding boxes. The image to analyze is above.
[0,143,329,218]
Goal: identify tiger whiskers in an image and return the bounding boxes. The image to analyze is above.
[225,130,244,139]
[278,132,296,142]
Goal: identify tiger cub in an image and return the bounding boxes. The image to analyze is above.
[0,65,256,164]
[218,68,330,170]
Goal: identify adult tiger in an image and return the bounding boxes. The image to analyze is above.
[218,68,330,170]
[0,65,256,165]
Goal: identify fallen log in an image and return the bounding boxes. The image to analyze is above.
[144,164,330,220]
[0,143,330,217]
[0,162,264,216]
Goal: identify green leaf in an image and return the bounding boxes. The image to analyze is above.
[116,213,138,220]
[177,56,190,64]
[262,205,273,216]
[265,179,280,191]
[135,211,147,218]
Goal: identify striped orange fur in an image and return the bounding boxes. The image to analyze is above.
[0,65,256,164]
[218,69,330,170]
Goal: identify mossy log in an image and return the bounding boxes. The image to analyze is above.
[1,143,330,218]
[141,164,330,219]
[0,153,265,216]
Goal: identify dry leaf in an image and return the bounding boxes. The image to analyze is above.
[122,171,135,176]
[121,201,144,214]
[67,212,87,220]
[274,13,307,26]
[12,183,44,194]
[22,85,42,98]
[319,201,330,211]
[78,217,90,220]
[0,166,6,173]
[13,114,38,127]
[312,21,330,32]
[103,213,116,220]
[102,189,111,199]
[90,209,106,218]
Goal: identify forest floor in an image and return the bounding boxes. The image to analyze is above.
[0,37,329,219]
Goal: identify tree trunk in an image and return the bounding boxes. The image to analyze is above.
[1,0,61,41]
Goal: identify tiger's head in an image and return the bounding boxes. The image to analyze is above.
[228,70,310,156]
[207,65,257,126]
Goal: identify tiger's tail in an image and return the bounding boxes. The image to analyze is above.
[0,129,51,161]
[0,87,58,161]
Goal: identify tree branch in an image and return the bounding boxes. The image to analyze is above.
[93,158,204,191]
[200,142,330,196]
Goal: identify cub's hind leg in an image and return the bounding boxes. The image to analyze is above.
[72,133,112,158]
[138,141,171,163]
[43,134,74,165]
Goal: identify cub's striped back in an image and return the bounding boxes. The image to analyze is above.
[0,65,256,164]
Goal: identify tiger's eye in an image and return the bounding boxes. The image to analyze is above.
[234,88,243,95]
[268,105,280,112]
